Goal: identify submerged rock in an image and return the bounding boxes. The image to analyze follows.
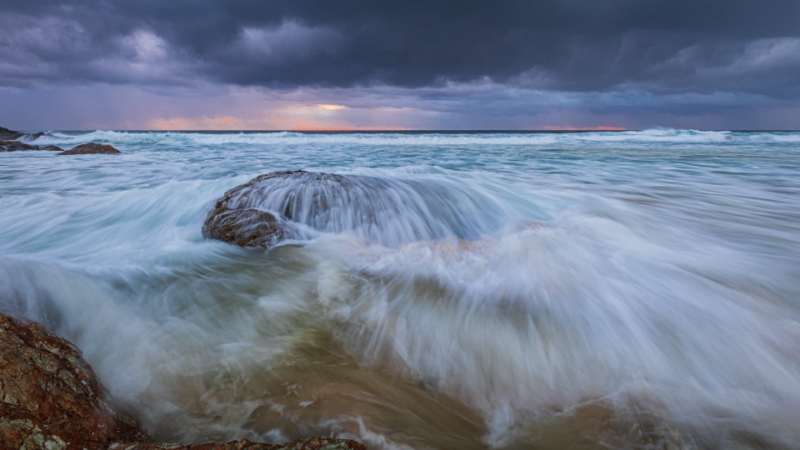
[202,206,296,248]
[203,169,498,248]
[202,171,308,248]
[0,141,63,152]
[58,143,121,155]
[0,141,40,152]
[0,314,148,449]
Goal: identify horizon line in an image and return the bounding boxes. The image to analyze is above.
[18,128,800,133]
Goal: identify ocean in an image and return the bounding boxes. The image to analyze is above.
[1,129,800,449]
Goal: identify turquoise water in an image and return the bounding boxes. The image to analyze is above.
[1,130,800,449]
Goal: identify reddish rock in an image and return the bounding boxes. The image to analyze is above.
[202,207,295,247]
[0,313,368,449]
[0,314,148,450]
[202,171,311,248]
[58,143,121,155]
[202,170,349,248]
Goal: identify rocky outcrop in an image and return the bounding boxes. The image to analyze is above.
[0,126,51,141]
[0,314,148,449]
[0,313,367,449]
[0,141,63,152]
[202,171,310,248]
[202,207,296,247]
[1,141,40,152]
[0,126,24,140]
[203,169,482,249]
[58,143,121,155]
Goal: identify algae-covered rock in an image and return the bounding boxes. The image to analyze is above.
[0,313,369,449]
[0,314,148,450]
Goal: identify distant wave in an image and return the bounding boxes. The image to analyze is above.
[34,128,800,148]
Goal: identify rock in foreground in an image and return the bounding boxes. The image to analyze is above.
[58,143,121,155]
[0,314,148,449]
[0,313,367,449]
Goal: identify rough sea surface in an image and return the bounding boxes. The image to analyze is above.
[1,130,799,449]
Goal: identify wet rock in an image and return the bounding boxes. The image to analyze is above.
[0,141,62,152]
[58,143,121,155]
[0,314,148,449]
[0,141,40,152]
[203,169,495,248]
[202,207,296,248]
[202,171,311,248]
[110,437,367,450]
[0,126,51,141]
[0,126,24,140]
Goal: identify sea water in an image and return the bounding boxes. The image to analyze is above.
[1,130,800,449]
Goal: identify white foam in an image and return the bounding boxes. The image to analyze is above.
[32,128,800,148]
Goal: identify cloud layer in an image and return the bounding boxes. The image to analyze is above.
[1,0,799,129]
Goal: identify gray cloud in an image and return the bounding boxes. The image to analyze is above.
[1,0,799,129]
[2,1,799,94]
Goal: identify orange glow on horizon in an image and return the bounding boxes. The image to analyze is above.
[289,125,414,131]
[150,116,414,131]
[540,126,626,131]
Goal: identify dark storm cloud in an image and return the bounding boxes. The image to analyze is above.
[1,0,799,98]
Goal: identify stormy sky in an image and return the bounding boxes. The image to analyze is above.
[1,0,799,130]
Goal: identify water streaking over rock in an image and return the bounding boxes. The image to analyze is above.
[203,170,502,248]
[1,130,800,449]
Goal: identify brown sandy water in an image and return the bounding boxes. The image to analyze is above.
[132,325,698,450]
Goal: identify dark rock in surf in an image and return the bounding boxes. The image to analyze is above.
[0,314,148,449]
[202,170,334,248]
[0,126,24,140]
[202,207,296,248]
[0,141,40,152]
[0,126,51,141]
[204,169,498,248]
[58,143,121,155]
[0,141,63,152]
[202,171,309,248]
